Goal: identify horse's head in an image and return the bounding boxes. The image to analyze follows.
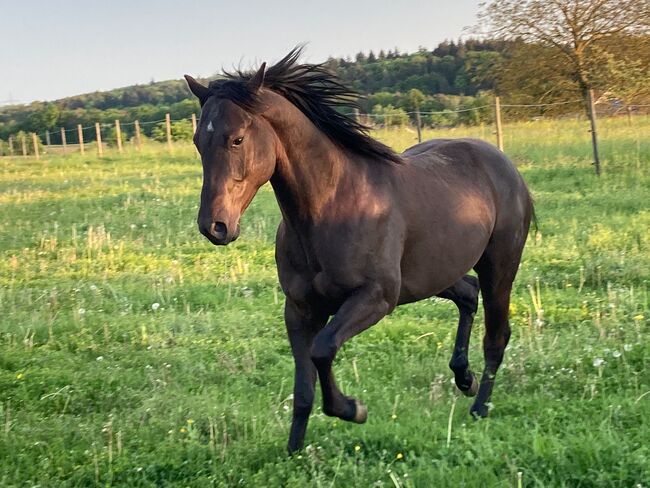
[185,64,276,245]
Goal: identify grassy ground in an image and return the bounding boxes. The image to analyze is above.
[0,116,649,487]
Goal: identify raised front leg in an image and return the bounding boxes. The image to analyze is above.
[310,283,393,424]
[285,300,328,454]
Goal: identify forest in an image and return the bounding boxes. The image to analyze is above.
[1,36,648,142]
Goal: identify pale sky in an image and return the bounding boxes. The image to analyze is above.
[2,0,482,104]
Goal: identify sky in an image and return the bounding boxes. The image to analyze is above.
[1,0,482,105]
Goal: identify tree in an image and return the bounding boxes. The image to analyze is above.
[477,0,650,103]
[478,0,650,174]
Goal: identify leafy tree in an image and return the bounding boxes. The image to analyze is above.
[477,0,650,110]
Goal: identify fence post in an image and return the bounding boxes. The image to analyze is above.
[165,113,173,153]
[8,136,14,156]
[78,124,85,155]
[95,123,103,157]
[32,133,40,160]
[415,107,422,143]
[45,130,51,147]
[61,128,67,155]
[494,96,504,152]
[21,134,27,157]
[587,89,601,176]
[115,120,123,153]
[191,114,199,156]
[134,120,142,151]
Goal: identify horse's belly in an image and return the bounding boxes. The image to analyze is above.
[397,232,489,304]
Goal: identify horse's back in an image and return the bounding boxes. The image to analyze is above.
[402,137,532,229]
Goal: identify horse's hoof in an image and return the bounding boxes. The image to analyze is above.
[352,400,368,424]
[462,375,479,397]
[470,402,489,419]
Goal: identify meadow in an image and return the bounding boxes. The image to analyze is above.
[0,116,649,487]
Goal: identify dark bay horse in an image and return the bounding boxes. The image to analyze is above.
[184,48,534,453]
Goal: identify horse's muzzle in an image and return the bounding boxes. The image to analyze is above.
[199,221,240,246]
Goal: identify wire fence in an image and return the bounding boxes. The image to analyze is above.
[1,96,648,169]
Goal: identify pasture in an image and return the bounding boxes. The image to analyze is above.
[0,116,649,487]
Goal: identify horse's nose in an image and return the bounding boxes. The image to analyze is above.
[199,221,229,245]
[210,222,228,242]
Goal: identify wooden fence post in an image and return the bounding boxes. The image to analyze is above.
[45,130,51,147]
[78,124,85,155]
[494,96,504,152]
[165,113,173,153]
[32,133,40,160]
[115,120,123,153]
[587,89,601,176]
[134,120,141,151]
[95,123,103,156]
[8,136,14,156]
[415,107,422,143]
[191,114,198,156]
[60,128,67,155]
[21,134,27,157]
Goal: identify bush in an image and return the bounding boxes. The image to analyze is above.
[151,119,194,142]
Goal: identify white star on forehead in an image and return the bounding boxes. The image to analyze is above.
[207,121,214,132]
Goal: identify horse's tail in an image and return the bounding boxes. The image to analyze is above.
[528,192,539,236]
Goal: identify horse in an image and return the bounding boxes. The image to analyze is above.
[184,48,534,454]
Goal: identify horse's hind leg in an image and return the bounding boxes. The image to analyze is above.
[437,275,480,397]
[471,231,527,418]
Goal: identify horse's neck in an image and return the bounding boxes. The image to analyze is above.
[263,91,354,224]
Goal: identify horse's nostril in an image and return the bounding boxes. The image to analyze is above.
[211,221,228,241]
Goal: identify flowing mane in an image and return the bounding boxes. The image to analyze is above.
[206,47,402,164]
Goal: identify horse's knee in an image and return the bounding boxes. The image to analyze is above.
[293,401,313,419]
[310,332,336,368]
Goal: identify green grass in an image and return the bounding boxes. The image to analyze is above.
[1,116,649,487]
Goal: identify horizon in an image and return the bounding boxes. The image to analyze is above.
[2,0,481,106]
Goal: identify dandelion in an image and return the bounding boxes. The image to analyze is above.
[78,308,86,315]
[96,356,104,361]
[16,373,24,380]
[151,303,160,311]
[179,427,187,433]
[612,351,621,358]
[396,452,404,460]
[391,414,397,420]
[187,419,194,425]
[624,344,632,352]
[593,357,605,368]
[354,445,361,452]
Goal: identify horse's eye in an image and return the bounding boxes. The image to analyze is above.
[233,137,244,147]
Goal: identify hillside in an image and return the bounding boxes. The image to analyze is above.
[0,39,507,141]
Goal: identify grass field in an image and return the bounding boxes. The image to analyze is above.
[1,116,649,487]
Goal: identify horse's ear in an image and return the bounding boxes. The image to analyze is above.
[248,62,266,93]
[184,75,209,104]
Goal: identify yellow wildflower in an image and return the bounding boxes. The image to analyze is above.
[396,452,404,460]
[354,445,361,452]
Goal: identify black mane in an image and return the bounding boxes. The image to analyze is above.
[207,47,402,164]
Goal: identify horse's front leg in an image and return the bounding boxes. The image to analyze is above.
[310,283,393,423]
[285,299,328,454]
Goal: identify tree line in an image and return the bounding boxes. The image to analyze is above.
[1,26,648,143]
